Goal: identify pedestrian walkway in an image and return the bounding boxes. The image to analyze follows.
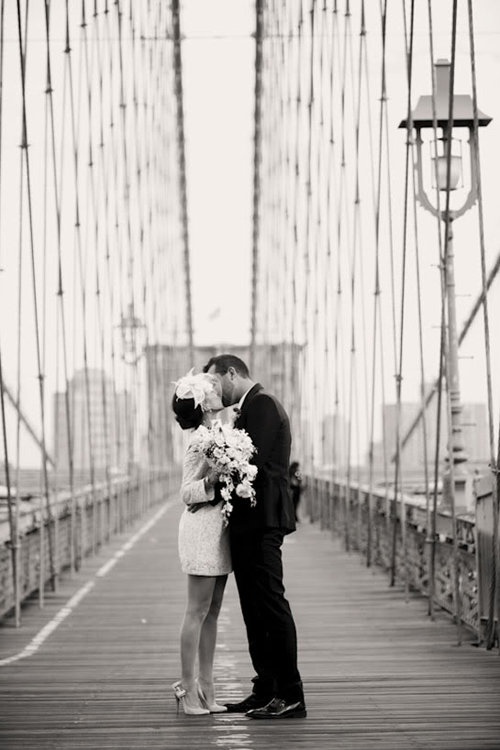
[1,497,499,750]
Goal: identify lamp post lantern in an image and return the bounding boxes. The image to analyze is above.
[118,302,147,366]
[399,59,492,513]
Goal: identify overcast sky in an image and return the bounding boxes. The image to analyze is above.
[182,1,255,346]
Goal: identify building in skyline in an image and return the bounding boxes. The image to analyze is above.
[367,394,490,479]
[53,369,131,473]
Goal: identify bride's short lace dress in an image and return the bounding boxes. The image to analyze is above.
[178,438,232,576]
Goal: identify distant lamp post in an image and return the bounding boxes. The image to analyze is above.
[118,303,147,365]
[399,58,492,513]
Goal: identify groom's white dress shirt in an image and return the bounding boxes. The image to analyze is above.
[238,386,253,411]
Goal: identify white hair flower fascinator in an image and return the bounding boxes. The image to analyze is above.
[173,369,215,411]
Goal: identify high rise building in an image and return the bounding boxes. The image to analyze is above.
[53,369,131,472]
[367,394,489,478]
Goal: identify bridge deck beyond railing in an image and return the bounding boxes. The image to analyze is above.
[1,497,500,749]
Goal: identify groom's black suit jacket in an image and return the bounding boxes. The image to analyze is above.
[229,383,296,535]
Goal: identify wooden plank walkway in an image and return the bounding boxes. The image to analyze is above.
[1,497,500,750]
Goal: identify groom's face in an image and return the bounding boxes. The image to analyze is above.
[207,365,237,407]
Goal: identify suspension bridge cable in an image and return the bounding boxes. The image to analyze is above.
[250,0,264,374]
[16,0,56,594]
[322,1,337,511]
[311,0,324,479]
[15,2,31,606]
[289,1,303,448]
[332,0,350,550]
[76,0,98,554]
[102,0,123,533]
[299,0,316,480]
[442,0,463,645]
[316,0,331,495]
[402,2,435,613]
[367,0,388,567]
[467,0,500,652]
[346,0,365,553]
[389,0,415,593]
[278,0,291,408]
[378,0,399,540]
[45,0,77,577]
[356,0,385,567]
[171,0,193,362]
[424,0,446,623]
[0,0,16,627]
[404,0,437,596]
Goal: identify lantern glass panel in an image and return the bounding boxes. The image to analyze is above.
[432,154,462,190]
[431,137,463,191]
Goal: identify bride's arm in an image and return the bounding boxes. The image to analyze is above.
[180,445,216,506]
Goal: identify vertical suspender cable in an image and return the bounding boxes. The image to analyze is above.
[425,0,445,621]
[367,0,388,567]
[0,0,19,625]
[334,0,349,550]
[402,0,432,602]
[171,0,193,363]
[389,0,415,593]
[250,0,264,375]
[346,0,365,553]
[441,0,462,644]
[375,0,400,539]
[45,0,76,577]
[289,3,303,453]
[16,0,56,593]
[467,0,499,652]
[78,0,98,553]
[91,5,113,542]
[42,0,58,579]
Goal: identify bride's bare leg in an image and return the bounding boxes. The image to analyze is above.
[180,575,217,708]
[198,575,227,703]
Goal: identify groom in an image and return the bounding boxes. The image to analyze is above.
[204,354,306,719]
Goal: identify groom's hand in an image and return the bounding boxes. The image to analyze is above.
[188,503,204,514]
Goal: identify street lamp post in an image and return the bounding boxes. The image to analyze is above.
[399,59,492,513]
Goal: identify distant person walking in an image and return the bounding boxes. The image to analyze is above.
[289,461,303,522]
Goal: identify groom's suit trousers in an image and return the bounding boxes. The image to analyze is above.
[230,527,304,703]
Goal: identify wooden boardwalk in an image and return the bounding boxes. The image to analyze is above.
[1,498,500,750]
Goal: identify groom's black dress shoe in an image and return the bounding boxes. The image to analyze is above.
[247,697,307,719]
[224,694,273,713]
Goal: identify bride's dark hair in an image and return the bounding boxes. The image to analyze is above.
[172,393,203,430]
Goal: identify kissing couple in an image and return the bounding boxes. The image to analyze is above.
[170,354,306,719]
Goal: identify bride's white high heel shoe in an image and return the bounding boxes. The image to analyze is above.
[172,681,210,716]
[196,679,228,713]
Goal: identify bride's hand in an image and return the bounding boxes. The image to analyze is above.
[204,470,219,489]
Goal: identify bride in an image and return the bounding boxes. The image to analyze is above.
[171,370,238,716]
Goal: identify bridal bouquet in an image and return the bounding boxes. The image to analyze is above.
[192,420,258,525]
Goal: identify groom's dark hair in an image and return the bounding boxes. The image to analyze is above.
[203,354,250,378]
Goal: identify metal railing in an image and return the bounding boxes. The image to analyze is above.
[0,469,179,621]
[305,474,497,644]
